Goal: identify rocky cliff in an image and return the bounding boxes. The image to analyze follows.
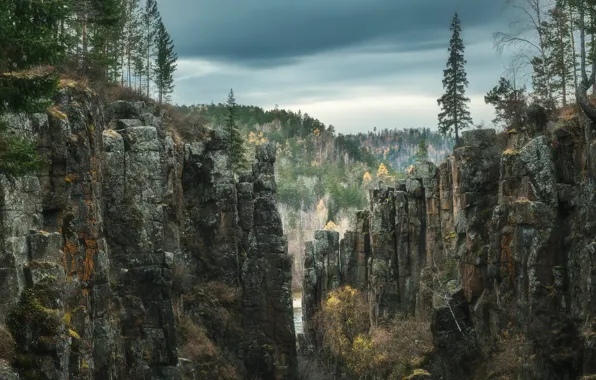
[302,115,596,379]
[0,85,297,380]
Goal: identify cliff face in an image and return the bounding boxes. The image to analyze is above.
[0,87,297,380]
[302,119,596,379]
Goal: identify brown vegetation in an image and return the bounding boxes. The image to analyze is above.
[314,286,433,379]
[177,316,240,380]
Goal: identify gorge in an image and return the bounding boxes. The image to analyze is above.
[300,111,596,379]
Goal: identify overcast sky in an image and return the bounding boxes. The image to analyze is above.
[160,0,515,134]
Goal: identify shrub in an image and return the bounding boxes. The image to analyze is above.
[314,286,434,379]
[178,316,240,380]
[483,325,527,379]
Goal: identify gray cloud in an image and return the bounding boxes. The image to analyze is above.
[159,0,513,133]
[160,0,507,66]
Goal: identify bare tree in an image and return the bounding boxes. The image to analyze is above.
[494,0,557,102]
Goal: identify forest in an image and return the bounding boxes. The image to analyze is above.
[176,103,454,289]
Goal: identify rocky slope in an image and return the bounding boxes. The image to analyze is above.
[302,114,596,379]
[0,86,297,379]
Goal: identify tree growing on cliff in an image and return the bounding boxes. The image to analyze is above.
[415,139,429,162]
[437,13,473,141]
[0,0,63,178]
[542,5,576,107]
[226,89,248,173]
[142,0,160,97]
[485,77,528,130]
[153,16,177,104]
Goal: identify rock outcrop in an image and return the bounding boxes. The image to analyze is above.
[302,121,596,379]
[0,87,297,379]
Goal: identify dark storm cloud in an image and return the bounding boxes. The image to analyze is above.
[159,0,506,66]
[160,0,514,133]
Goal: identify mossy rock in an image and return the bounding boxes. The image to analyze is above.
[7,277,64,350]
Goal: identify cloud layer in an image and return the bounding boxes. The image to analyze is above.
[160,0,512,133]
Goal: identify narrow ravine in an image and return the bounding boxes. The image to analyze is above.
[293,291,303,335]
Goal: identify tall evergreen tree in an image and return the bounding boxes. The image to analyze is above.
[122,0,143,87]
[539,5,576,107]
[143,0,160,97]
[0,0,67,178]
[226,89,247,173]
[437,12,472,141]
[153,17,177,104]
[0,0,67,112]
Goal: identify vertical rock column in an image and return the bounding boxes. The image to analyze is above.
[339,210,370,290]
[103,106,179,379]
[242,143,297,380]
[451,130,500,301]
[369,188,398,323]
[181,128,240,285]
[302,229,340,349]
[490,136,560,323]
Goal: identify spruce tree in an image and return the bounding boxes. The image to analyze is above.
[153,17,177,104]
[0,0,66,178]
[437,12,473,141]
[226,89,247,173]
[415,139,429,162]
[0,0,66,112]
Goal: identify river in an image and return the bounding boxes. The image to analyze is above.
[293,292,303,335]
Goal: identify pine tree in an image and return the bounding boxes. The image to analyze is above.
[541,5,576,107]
[0,0,66,112]
[66,0,124,79]
[153,17,177,104]
[0,0,66,178]
[143,0,160,97]
[415,139,429,162]
[485,77,528,130]
[226,89,247,173]
[437,13,473,141]
[122,0,143,87]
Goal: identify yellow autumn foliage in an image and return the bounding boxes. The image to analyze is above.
[324,220,339,231]
[247,131,268,145]
[314,286,433,379]
[362,171,372,182]
[377,163,390,178]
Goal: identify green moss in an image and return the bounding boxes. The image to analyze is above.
[7,277,63,347]
[403,368,431,379]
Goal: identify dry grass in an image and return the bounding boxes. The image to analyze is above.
[178,316,240,380]
[101,84,210,146]
[482,326,527,380]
